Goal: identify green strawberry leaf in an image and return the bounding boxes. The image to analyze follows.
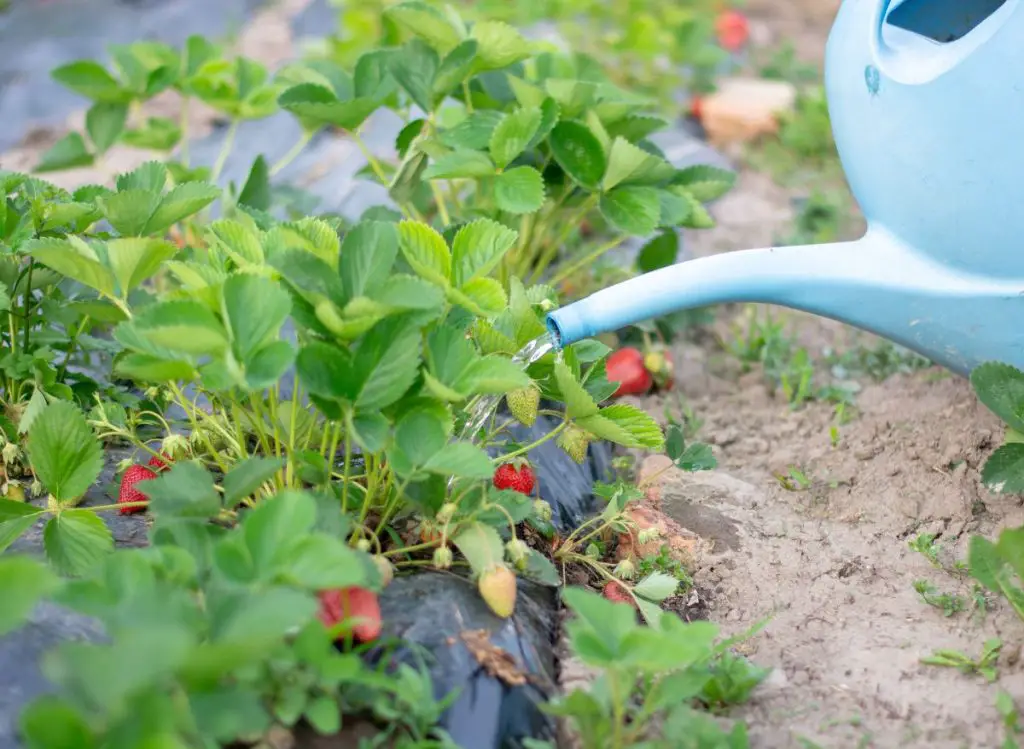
[452,522,505,575]
[277,84,379,131]
[636,229,679,273]
[0,501,43,554]
[433,39,478,98]
[339,220,400,300]
[85,102,128,154]
[600,186,661,236]
[0,556,60,636]
[971,362,1024,433]
[27,401,104,504]
[35,133,94,173]
[489,107,542,169]
[451,218,517,286]
[470,21,530,71]
[389,39,439,113]
[398,220,452,287]
[671,165,736,202]
[981,444,1024,494]
[495,166,545,214]
[633,571,679,602]
[238,155,271,211]
[602,137,674,190]
[385,1,463,54]
[22,237,116,298]
[44,510,114,577]
[550,121,606,191]
[422,149,495,180]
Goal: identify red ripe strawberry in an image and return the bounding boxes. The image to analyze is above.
[715,10,749,52]
[118,464,157,515]
[606,347,653,398]
[147,451,172,472]
[690,95,704,122]
[493,459,536,495]
[317,587,382,643]
[602,580,635,607]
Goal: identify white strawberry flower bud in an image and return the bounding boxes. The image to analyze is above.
[161,433,189,460]
[433,546,453,569]
[614,559,637,580]
[2,442,21,464]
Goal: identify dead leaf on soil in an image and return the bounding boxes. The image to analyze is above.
[456,629,528,686]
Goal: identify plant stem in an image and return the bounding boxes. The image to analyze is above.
[179,96,191,167]
[341,424,352,514]
[270,131,313,176]
[430,181,451,226]
[528,194,598,283]
[548,235,627,286]
[493,421,567,463]
[352,133,388,185]
[211,119,239,182]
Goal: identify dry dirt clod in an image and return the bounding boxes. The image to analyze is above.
[699,77,797,146]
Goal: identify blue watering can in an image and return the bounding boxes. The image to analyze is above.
[546,0,1023,376]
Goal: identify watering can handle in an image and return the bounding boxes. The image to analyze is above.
[870,0,1019,80]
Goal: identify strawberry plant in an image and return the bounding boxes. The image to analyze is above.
[524,587,762,749]
[0,464,461,747]
[0,171,177,500]
[40,7,735,304]
[0,158,668,618]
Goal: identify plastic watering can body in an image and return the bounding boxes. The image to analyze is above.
[546,0,1024,376]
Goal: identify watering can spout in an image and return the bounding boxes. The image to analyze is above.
[545,228,1024,377]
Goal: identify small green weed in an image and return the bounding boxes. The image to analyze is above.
[826,340,932,383]
[638,544,694,590]
[998,691,1022,749]
[912,580,966,617]
[920,639,1001,682]
[909,533,942,567]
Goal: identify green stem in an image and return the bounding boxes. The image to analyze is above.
[211,119,239,182]
[549,235,627,286]
[179,96,191,167]
[270,131,313,176]
[493,421,568,463]
[430,181,451,226]
[352,133,388,185]
[341,423,352,514]
[527,194,598,283]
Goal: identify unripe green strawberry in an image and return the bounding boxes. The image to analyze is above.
[478,564,517,618]
[355,538,372,552]
[373,555,394,588]
[505,538,529,568]
[433,546,453,569]
[558,425,591,463]
[506,385,540,427]
[436,502,457,524]
[532,499,552,523]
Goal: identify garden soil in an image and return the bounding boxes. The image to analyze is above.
[565,3,1024,746]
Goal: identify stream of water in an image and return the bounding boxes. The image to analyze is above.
[457,333,557,445]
